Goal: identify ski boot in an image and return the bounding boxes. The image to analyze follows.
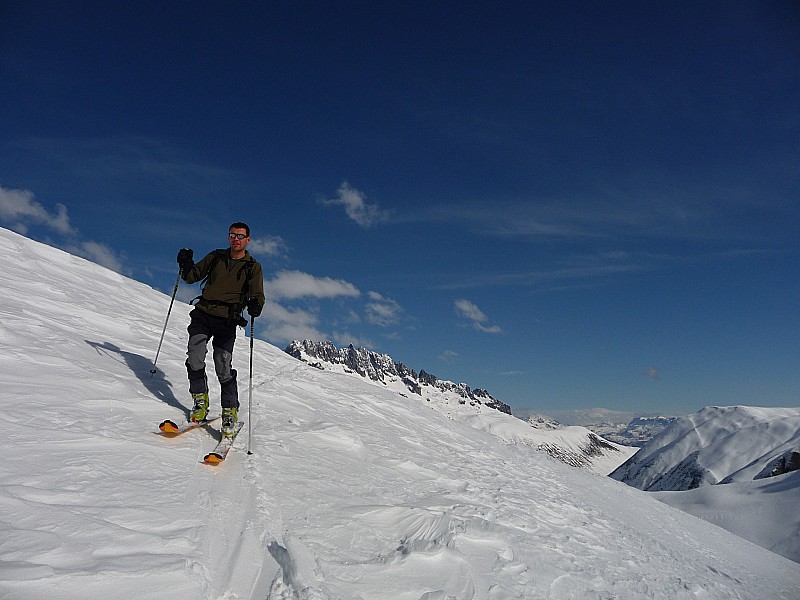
[189,392,209,423]
[221,407,238,438]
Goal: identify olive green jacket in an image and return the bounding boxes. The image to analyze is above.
[182,249,265,321]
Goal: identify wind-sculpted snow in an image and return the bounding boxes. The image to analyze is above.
[2,227,799,599]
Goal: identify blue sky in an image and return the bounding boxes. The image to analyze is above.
[1,1,798,415]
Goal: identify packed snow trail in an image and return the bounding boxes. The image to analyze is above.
[1,226,799,599]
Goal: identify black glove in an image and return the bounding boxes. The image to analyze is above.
[177,248,194,273]
[246,297,262,318]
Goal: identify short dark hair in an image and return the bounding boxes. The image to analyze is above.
[229,222,250,237]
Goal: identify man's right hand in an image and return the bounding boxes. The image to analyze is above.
[177,248,194,272]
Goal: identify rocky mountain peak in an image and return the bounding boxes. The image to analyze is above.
[285,340,512,415]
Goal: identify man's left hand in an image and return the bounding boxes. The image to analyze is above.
[246,298,262,318]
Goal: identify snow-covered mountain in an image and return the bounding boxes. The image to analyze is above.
[2,226,800,599]
[286,339,512,414]
[610,405,800,563]
[611,405,800,491]
[285,339,636,475]
[598,415,678,446]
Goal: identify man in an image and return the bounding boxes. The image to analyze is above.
[176,222,265,436]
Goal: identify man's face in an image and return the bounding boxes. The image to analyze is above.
[228,227,250,252]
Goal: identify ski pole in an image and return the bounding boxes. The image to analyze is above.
[150,268,182,375]
[247,315,255,455]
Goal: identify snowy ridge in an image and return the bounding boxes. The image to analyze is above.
[285,339,512,414]
[611,405,800,491]
[2,226,800,599]
[525,413,562,430]
[285,339,636,475]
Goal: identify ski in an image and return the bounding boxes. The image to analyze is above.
[203,422,244,465]
[158,416,219,437]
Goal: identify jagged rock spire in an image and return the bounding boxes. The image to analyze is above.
[285,340,511,415]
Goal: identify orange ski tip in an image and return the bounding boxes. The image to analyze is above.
[159,420,180,433]
[204,453,224,465]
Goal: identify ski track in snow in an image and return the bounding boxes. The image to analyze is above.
[1,227,800,600]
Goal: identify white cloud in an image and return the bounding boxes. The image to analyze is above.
[260,300,327,344]
[0,185,74,235]
[440,350,459,364]
[323,181,389,228]
[343,310,362,324]
[70,241,125,273]
[365,291,402,327]
[259,272,406,347]
[265,270,360,301]
[332,331,375,349]
[479,324,503,334]
[0,184,126,273]
[248,235,288,257]
[454,298,503,334]
[476,324,503,334]
[454,298,488,323]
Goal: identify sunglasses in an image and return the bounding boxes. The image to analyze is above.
[228,233,248,240]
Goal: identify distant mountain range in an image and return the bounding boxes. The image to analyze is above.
[285,340,512,414]
[514,407,676,447]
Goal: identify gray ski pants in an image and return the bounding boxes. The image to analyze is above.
[185,308,239,409]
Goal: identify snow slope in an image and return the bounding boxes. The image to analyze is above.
[2,226,799,600]
[654,471,800,564]
[287,342,637,475]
